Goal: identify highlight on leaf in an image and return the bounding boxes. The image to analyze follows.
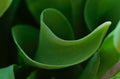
[12,8,111,69]
[0,65,15,79]
[0,0,12,17]
[96,21,120,78]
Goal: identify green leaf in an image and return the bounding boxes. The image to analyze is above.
[0,65,15,79]
[26,71,37,79]
[71,0,88,38]
[78,53,100,79]
[0,0,12,17]
[111,72,120,79]
[25,0,71,23]
[26,0,88,38]
[97,32,119,78]
[97,27,120,78]
[0,0,20,67]
[85,0,120,31]
[114,21,120,53]
[12,8,110,69]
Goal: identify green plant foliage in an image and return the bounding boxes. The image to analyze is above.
[85,0,120,32]
[0,65,15,79]
[114,21,120,53]
[12,8,110,69]
[1,0,120,79]
[25,0,71,23]
[26,0,88,38]
[79,53,100,79]
[0,0,12,17]
[111,72,120,79]
[96,21,120,78]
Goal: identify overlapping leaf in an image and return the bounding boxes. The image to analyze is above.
[12,8,110,69]
[26,0,88,38]
[79,53,100,79]
[114,21,120,53]
[0,65,15,79]
[85,0,120,32]
[0,0,12,17]
[97,21,120,78]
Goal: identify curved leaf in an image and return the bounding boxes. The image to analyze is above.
[0,0,12,17]
[0,65,15,79]
[85,0,120,31]
[114,21,120,53]
[79,53,100,79]
[25,0,71,23]
[12,8,110,69]
[97,32,120,78]
[98,21,120,78]
[35,8,110,69]
[71,0,88,38]
[26,0,88,39]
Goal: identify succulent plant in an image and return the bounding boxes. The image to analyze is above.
[0,0,120,79]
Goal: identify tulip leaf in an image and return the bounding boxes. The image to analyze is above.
[97,32,120,78]
[79,53,100,79]
[85,0,120,31]
[0,0,12,17]
[114,21,120,53]
[71,0,88,38]
[26,0,88,38]
[25,0,71,23]
[35,8,110,69]
[97,21,120,78]
[0,65,15,79]
[12,8,110,69]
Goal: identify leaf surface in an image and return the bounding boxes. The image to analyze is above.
[12,8,110,69]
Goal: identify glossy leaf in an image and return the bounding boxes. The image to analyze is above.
[85,0,120,31]
[25,0,71,23]
[0,65,15,79]
[12,8,110,69]
[97,21,120,78]
[71,0,88,38]
[114,21,120,53]
[35,8,110,69]
[0,0,12,17]
[26,0,88,38]
[79,53,100,79]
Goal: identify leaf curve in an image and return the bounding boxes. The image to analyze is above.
[0,65,15,79]
[26,0,88,38]
[0,0,12,17]
[97,21,120,78]
[114,21,120,53]
[79,53,100,79]
[85,0,120,32]
[25,0,71,23]
[12,8,110,69]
